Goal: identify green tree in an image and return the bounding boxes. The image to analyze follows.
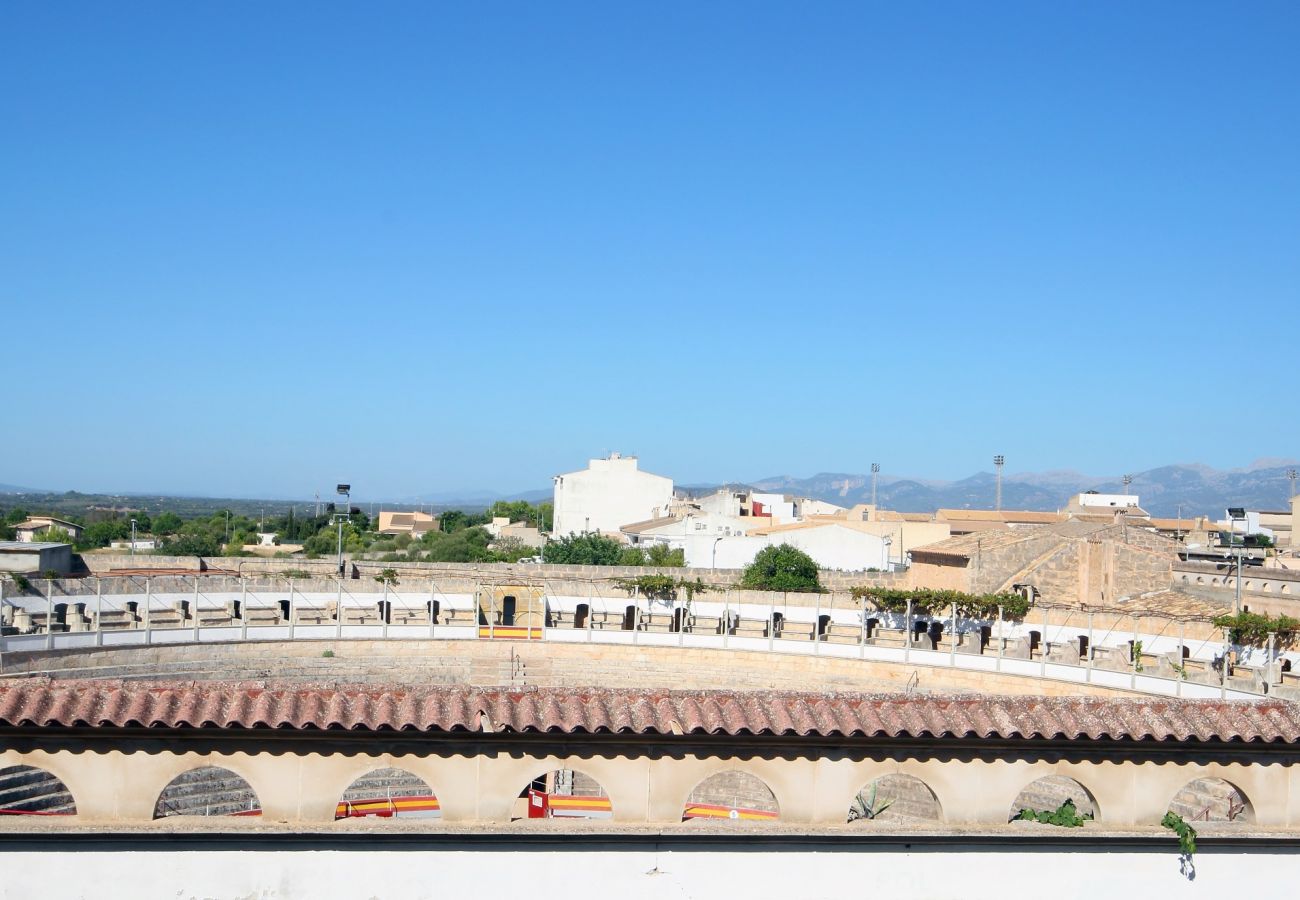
[40,526,73,544]
[618,546,648,566]
[646,543,686,567]
[740,543,822,592]
[166,532,221,557]
[153,512,184,535]
[543,532,626,565]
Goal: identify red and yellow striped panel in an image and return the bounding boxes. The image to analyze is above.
[478,626,543,640]
[683,803,778,821]
[547,795,612,817]
[335,796,442,819]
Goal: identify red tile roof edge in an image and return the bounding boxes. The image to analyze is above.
[1,680,1298,743]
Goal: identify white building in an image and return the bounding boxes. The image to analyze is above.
[750,493,796,523]
[1067,492,1141,511]
[684,523,892,572]
[552,453,674,538]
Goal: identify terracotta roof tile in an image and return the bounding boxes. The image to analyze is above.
[2,681,1300,744]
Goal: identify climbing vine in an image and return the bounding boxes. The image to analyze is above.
[1161,811,1197,858]
[1211,611,1300,647]
[850,587,1030,620]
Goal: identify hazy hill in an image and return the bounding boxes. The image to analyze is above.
[739,461,1298,518]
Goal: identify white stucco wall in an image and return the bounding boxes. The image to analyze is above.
[553,455,674,538]
[683,525,889,572]
[8,843,1292,899]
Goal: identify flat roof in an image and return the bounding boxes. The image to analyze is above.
[0,541,71,551]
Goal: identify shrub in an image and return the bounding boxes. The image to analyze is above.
[543,532,626,566]
[375,568,400,586]
[740,544,823,593]
[613,575,718,602]
[1016,799,1090,827]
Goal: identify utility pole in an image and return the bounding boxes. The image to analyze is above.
[993,455,1005,511]
[870,463,880,507]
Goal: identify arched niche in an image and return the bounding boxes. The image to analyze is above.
[154,765,260,818]
[0,764,76,816]
[337,767,439,820]
[847,773,941,824]
[511,768,612,821]
[1009,775,1097,822]
[683,770,779,822]
[1168,777,1253,824]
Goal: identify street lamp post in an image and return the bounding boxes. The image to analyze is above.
[130,519,137,559]
[993,455,1005,511]
[336,484,351,579]
[1228,506,1246,614]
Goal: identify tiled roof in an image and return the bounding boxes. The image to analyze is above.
[1,681,1298,743]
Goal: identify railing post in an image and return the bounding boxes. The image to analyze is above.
[287,578,296,640]
[814,591,822,654]
[95,577,104,648]
[336,577,344,639]
[996,605,1004,672]
[241,578,249,642]
[429,579,436,640]
[382,580,389,641]
[1086,612,1094,683]
[193,575,201,643]
[1267,631,1277,694]
[949,601,957,668]
[1040,605,1048,679]
[904,598,912,664]
[45,579,54,651]
[1221,626,1230,699]
[1177,618,1186,698]
[144,577,152,642]
[723,590,730,650]
[1132,615,1141,691]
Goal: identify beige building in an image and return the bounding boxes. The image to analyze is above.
[377,510,439,538]
[484,517,545,549]
[13,516,83,543]
[909,520,1182,605]
[934,508,1065,535]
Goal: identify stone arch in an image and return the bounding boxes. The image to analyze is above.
[154,765,260,818]
[847,773,942,824]
[1009,774,1097,822]
[683,769,779,822]
[1167,776,1254,824]
[0,764,77,815]
[511,767,612,821]
[336,767,439,820]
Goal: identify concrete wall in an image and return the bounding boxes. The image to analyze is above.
[0,544,72,575]
[4,840,1298,900]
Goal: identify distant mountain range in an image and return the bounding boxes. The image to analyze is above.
[4,461,1296,519]
[729,460,1299,519]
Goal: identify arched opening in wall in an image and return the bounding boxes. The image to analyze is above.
[501,595,517,626]
[847,774,941,824]
[769,612,784,638]
[1009,775,1097,823]
[683,770,779,823]
[672,607,687,633]
[574,603,590,629]
[428,599,441,623]
[0,765,76,816]
[154,766,260,818]
[1168,777,1253,824]
[622,605,636,630]
[336,767,439,820]
[817,614,830,640]
[512,768,611,821]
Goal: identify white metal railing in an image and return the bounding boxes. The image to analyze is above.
[0,579,1283,701]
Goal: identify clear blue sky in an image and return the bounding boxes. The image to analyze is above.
[2,2,1297,500]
